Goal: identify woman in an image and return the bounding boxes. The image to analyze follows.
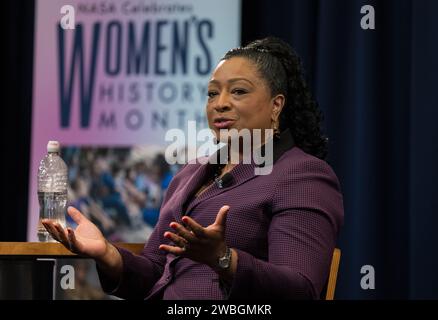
[43,37,344,299]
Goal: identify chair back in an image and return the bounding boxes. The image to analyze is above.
[325,248,341,300]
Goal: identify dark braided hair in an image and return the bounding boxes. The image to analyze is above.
[222,37,328,160]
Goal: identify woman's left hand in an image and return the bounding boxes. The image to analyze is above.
[159,205,230,269]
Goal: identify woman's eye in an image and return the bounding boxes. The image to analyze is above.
[232,89,247,95]
[207,91,218,98]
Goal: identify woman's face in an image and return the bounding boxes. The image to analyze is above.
[206,57,284,142]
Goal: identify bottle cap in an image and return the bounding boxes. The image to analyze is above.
[47,140,60,153]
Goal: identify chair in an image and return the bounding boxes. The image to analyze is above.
[325,248,341,300]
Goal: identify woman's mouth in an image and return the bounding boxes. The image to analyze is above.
[213,118,235,129]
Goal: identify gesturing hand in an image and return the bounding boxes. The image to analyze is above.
[159,205,230,269]
[42,206,108,259]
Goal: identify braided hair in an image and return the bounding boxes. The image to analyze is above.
[222,37,328,160]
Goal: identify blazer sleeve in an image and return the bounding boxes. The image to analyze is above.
[227,157,344,299]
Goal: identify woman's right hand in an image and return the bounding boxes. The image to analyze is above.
[42,206,108,259]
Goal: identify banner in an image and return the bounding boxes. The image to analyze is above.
[29,0,241,241]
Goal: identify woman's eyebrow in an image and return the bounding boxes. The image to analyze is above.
[228,78,254,85]
[208,78,254,85]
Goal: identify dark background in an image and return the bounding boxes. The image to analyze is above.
[3,0,438,299]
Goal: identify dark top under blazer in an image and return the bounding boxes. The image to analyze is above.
[98,129,344,299]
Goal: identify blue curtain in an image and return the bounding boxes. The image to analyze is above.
[242,0,438,299]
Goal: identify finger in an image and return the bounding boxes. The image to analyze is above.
[67,228,82,254]
[54,223,70,246]
[67,206,85,225]
[170,222,198,242]
[181,216,206,238]
[213,205,230,228]
[159,244,186,256]
[164,231,188,248]
[42,220,62,242]
[41,221,57,241]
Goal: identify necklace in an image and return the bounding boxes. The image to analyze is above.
[194,164,226,198]
[213,163,226,180]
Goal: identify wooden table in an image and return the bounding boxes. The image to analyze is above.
[0,242,143,257]
[0,242,143,299]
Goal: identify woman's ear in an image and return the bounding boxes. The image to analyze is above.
[271,94,285,120]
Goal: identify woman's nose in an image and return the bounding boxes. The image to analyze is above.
[214,92,232,112]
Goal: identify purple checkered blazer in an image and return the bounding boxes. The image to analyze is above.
[98,130,344,299]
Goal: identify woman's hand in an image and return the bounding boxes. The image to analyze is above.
[42,206,108,259]
[159,205,231,270]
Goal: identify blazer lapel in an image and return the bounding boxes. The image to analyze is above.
[170,161,211,221]
[178,128,295,216]
[184,160,258,214]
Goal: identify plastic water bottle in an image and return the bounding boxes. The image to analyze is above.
[37,141,68,242]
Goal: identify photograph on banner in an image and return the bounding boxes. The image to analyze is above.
[62,145,182,243]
